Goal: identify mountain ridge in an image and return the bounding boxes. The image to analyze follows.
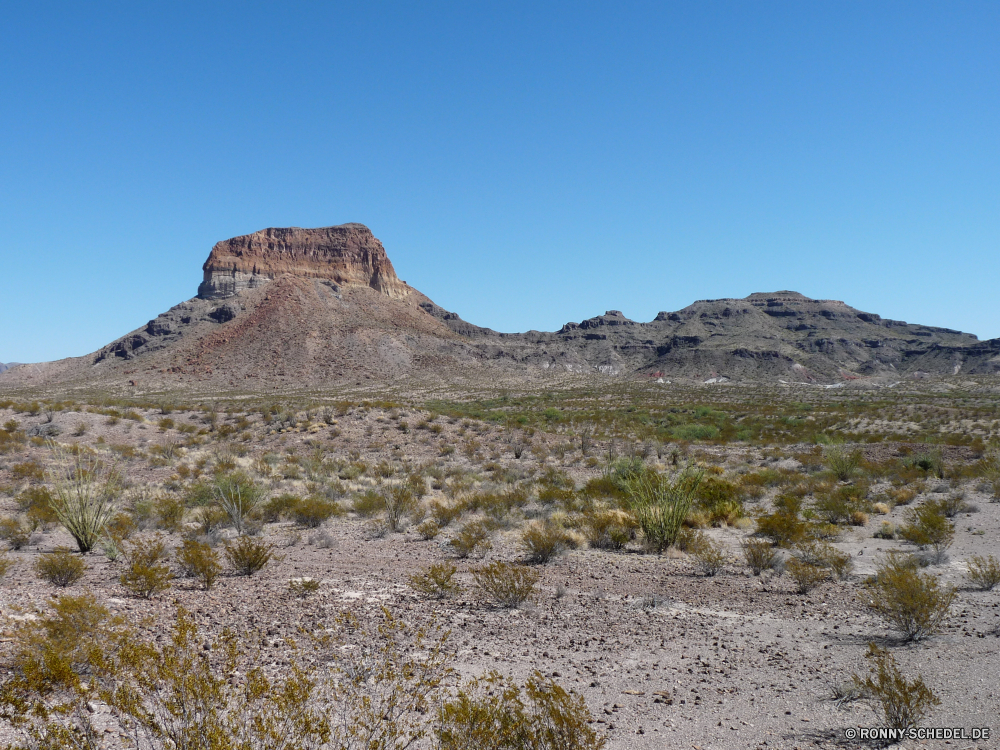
[2,224,998,391]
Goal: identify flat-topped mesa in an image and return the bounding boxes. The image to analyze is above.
[197,223,409,300]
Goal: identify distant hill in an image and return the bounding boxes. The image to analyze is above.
[0,362,19,374]
[2,224,998,391]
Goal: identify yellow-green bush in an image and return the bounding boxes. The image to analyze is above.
[965,554,1000,591]
[291,496,342,528]
[176,538,222,590]
[408,562,462,599]
[582,509,636,550]
[852,644,939,732]
[120,536,173,599]
[449,520,494,559]
[473,561,539,608]
[864,553,955,642]
[0,517,31,550]
[438,670,606,750]
[224,536,276,576]
[34,547,87,587]
[519,521,568,564]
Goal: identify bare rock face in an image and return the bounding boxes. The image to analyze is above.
[197,224,409,300]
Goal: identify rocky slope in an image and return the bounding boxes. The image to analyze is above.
[423,291,997,380]
[2,225,998,391]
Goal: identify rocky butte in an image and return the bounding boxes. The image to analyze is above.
[2,223,1000,390]
[197,224,410,300]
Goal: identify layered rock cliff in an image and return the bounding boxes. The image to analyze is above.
[197,224,410,300]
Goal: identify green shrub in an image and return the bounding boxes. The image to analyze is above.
[786,557,828,593]
[34,547,87,587]
[384,486,416,532]
[825,447,862,481]
[473,561,539,608]
[755,510,809,548]
[582,509,636,550]
[415,519,441,540]
[406,472,428,498]
[0,516,32,550]
[194,505,230,535]
[213,472,267,534]
[154,495,186,532]
[259,493,300,522]
[352,489,384,517]
[905,449,945,478]
[16,487,59,526]
[225,536,277,576]
[449,520,494,559]
[409,562,462,599]
[580,476,626,501]
[671,424,719,442]
[429,499,463,527]
[0,551,15,579]
[864,553,955,642]
[623,469,702,553]
[47,449,123,553]
[965,554,1000,591]
[291,496,342,528]
[176,538,222,590]
[288,577,321,598]
[741,537,781,575]
[813,483,870,525]
[438,670,607,750]
[873,521,898,540]
[927,494,969,518]
[900,503,954,563]
[793,541,854,581]
[852,644,939,732]
[519,521,568,564]
[695,478,745,526]
[120,537,173,599]
[687,532,730,576]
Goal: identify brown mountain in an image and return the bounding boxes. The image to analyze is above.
[2,224,998,391]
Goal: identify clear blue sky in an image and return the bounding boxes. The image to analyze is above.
[2,2,998,363]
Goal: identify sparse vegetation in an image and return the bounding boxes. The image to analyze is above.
[409,562,462,599]
[213,471,267,534]
[853,643,940,733]
[741,537,782,575]
[864,552,955,642]
[965,554,1000,591]
[34,547,87,587]
[47,448,123,553]
[623,468,702,552]
[1,381,998,742]
[119,536,173,598]
[473,561,539,608]
[176,538,222,589]
[224,535,277,576]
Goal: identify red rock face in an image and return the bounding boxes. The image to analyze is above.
[198,223,409,300]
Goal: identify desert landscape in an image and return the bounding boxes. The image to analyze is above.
[1,226,998,749]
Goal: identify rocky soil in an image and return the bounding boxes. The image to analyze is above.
[1,402,997,749]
